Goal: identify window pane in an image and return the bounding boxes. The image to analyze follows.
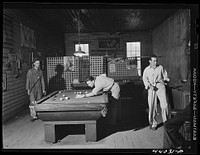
[126,42,141,76]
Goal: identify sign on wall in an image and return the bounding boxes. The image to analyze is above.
[20,23,36,49]
[98,38,120,49]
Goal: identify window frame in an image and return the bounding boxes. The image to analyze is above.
[126,42,141,76]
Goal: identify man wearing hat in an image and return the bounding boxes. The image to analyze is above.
[26,58,46,121]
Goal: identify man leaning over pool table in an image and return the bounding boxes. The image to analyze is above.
[76,74,121,125]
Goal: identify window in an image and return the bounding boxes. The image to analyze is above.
[126,42,141,76]
[75,44,89,56]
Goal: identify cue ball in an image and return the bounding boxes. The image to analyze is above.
[65,97,69,100]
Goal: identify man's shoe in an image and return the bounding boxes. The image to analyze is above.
[176,141,191,149]
[175,145,183,149]
[151,126,157,130]
[30,117,38,122]
[151,125,157,130]
[183,140,191,149]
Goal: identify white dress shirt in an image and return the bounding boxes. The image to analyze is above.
[91,74,120,99]
[142,65,169,90]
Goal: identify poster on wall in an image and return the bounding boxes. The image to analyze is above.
[3,48,12,71]
[20,23,36,49]
[109,63,116,73]
[64,56,75,72]
[9,54,19,77]
[2,73,7,91]
[3,15,14,46]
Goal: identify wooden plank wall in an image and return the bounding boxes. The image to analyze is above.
[64,31,152,74]
[152,9,190,87]
[65,32,152,57]
[2,9,64,123]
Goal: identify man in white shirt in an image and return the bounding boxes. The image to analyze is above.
[142,55,169,130]
[76,74,121,125]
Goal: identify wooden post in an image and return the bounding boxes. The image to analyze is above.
[44,123,56,143]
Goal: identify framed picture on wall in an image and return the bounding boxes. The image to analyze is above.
[2,73,7,91]
[20,23,36,49]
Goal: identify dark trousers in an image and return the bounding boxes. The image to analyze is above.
[163,104,190,148]
[29,89,42,105]
[29,89,43,118]
[106,97,122,125]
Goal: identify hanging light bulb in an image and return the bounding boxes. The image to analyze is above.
[74,10,85,57]
[74,45,85,57]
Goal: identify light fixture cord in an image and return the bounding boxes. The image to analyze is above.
[78,10,81,45]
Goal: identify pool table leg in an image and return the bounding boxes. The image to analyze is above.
[85,121,97,142]
[44,123,57,143]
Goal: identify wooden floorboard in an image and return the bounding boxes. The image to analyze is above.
[2,104,164,150]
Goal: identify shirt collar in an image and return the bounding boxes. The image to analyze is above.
[32,67,40,72]
[149,65,158,69]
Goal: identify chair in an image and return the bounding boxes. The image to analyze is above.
[168,109,191,141]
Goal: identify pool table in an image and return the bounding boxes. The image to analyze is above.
[35,89,108,143]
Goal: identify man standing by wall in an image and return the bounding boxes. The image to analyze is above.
[142,55,169,130]
[26,58,46,121]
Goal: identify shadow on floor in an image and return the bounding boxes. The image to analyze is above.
[13,98,150,143]
[55,124,85,142]
[96,103,149,141]
[48,103,149,143]
[47,101,166,143]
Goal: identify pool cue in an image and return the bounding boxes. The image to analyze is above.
[150,89,156,125]
[29,76,41,94]
[150,76,158,125]
[36,91,58,104]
